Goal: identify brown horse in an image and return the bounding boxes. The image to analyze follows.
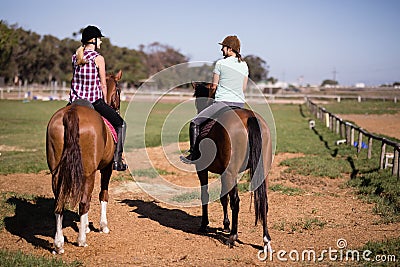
[46,70,122,254]
[191,82,273,253]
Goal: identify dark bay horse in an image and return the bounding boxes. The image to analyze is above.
[46,70,123,254]
[191,82,273,253]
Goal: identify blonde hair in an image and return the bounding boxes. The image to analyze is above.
[75,46,87,66]
[75,38,96,66]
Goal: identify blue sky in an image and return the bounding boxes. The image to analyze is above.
[1,0,399,86]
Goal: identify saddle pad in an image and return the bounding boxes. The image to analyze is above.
[199,119,217,139]
[102,117,118,143]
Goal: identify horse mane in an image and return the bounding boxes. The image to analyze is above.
[193,82,212,98]
[106,72,117,79]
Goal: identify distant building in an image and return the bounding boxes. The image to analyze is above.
[355,83,365,88]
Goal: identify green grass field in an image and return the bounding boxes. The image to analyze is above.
[0,98,399,265]
[0,249,82,266]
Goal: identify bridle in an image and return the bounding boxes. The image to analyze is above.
[107,75,121,114]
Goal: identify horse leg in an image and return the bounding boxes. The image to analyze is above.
[77,173,95,247]
[53,213,64,254]
[220,194,230,232]
[262,182,272,255]
[197,170,209,232]
[99,163,112,234]
[227,185,240,248]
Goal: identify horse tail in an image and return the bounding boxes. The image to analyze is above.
[247,116,266,226]
[52,105,84,214]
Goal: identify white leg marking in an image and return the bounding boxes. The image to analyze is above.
[263,236,273,254]
[100,201,109,234]
[258,237,273,261]
[77,213,89,247]
[53,214,64,254]
[266,240,273,254]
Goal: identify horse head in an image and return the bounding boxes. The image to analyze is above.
[191,82,216,113]
[106,70,122,112]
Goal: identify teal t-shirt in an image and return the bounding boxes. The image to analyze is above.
[213,56,248,103]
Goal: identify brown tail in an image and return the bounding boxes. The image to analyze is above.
[52,105,84,214]
[247,116,267,226]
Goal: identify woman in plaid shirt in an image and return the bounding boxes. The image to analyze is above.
[70,25,127,171]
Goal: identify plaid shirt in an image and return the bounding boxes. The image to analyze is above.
[70,50,103,103]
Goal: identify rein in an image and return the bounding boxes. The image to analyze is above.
[107,75,121,114]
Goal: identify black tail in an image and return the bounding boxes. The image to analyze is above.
[52,105,84,214]
[247,116,267,226]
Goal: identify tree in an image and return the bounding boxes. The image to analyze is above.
[106,45,147,85]
[12,27,42,83]
[321,79,339,87]
[140,42,189,76]
[267,77,278,84]
[37,35,62,84]
[0,21,17,82]
[243,55,269,83]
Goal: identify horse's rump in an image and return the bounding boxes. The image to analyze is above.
[69,100,118,143]
[47,105,114,176]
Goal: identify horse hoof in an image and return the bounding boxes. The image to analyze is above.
[225,234,238,248]
[77,240,88,247]
[226,239,235,248]
[101,226,110,234]
[52,248,64,255]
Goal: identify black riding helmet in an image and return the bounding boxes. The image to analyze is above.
[81,25,104,48]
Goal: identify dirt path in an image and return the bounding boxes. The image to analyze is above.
[339,113,400,140]
[0,145,399,266]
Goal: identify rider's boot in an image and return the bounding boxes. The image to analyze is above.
[113,122,127,171]
[180,122,200,164]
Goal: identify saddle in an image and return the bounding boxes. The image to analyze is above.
[199,106,242,139]
[70,99,118,143]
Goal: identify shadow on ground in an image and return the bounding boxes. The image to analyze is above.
[4,196,79,252]
[120,199,263,250]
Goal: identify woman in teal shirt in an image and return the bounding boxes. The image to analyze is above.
[181,35,249,164]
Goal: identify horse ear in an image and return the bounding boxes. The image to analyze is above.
[191,81,196,89]
[115,70,122,81]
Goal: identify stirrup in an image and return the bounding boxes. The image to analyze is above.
[113,160,127,171]
[180,153,196,164]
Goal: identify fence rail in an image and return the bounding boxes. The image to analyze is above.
[306,98,400,179]
[1,85,400,103]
